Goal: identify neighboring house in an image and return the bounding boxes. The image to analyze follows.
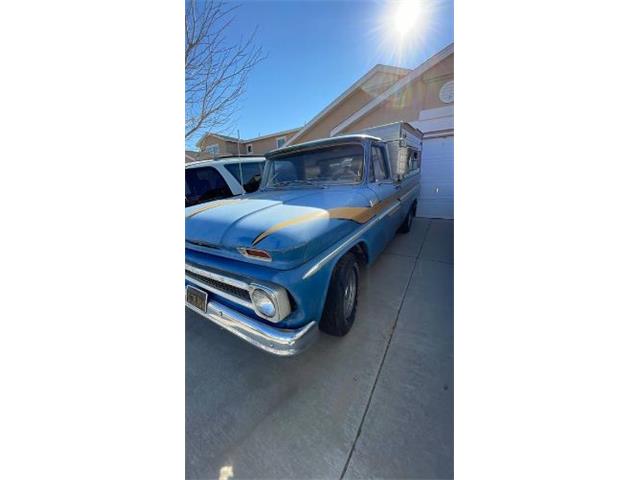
[241,128,301,155]
[196,128,301,157]
[185,150,214,163]
[194,43,454,218]
[195,132,245,157]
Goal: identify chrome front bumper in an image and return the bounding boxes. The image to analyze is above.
[185,291,318,356]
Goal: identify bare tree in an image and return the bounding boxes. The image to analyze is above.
[185,0,264,141]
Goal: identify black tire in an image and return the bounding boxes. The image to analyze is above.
[319,252,359,337]
[398,203,416,233]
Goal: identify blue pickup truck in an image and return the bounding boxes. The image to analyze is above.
[185,122,423,355]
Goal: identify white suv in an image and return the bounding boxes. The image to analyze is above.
[185,156,265,207]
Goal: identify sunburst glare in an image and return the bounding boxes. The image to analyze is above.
[364,0,441,67]
[393,0,422,36]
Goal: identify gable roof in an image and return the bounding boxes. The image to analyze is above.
[196,127,302,149]
[330,43,454,136]
[243,127,301,143]
[195,132,239,148]
[185,150,215,163]
[285,64,411,146]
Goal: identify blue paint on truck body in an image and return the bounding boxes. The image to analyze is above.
[185,134,420,352]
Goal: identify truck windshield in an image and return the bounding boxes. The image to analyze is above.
[262,144,364,188]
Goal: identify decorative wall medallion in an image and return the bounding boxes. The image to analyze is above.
[439,80,454,103]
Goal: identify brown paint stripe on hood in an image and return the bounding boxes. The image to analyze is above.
[250,188,409,246]
[186,198,248,219]
[252,210,329,245]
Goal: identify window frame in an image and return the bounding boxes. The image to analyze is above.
[204,143,220,155]
[246,144,253,154]
[275,136,287,149]
[224,161,264,193]
[369,143,391,183]
[261,142,366,188]
[185,165,233,206]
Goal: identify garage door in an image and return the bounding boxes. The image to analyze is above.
[417,135,453,219]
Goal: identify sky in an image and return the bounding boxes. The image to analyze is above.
[187,0,453,148]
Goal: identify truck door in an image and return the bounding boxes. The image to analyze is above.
[369,143,403,235]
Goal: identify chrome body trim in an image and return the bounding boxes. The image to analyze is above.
[387,203,402,217]
[186,293,317,356]
[185,272,254,310]
[185,262,250,290]
[302,201,399,280]
[398,184,419,202]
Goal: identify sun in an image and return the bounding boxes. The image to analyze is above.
[370,0,432,65]
[392,0,423,37]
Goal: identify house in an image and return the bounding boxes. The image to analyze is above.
[185,150,214,163]
[196,43,453,218]
[196,128,301,157]
[333,44,453,219]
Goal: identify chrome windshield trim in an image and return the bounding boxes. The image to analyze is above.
[302,201,399,280]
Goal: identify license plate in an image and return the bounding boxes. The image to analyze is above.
[186,285,208,313]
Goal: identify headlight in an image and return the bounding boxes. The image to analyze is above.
[251,289,276,318]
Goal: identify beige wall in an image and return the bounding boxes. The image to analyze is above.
[291,69,407,145]
[199,135,233,154]
[198,131,301,156]
[246,135,284,155]
[244,130,300,155]
[345,54,453,133]
[294,88,375,144]
[198,135,244,155]
[224,140,241,155]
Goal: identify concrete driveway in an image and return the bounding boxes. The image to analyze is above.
[186,218,453,479]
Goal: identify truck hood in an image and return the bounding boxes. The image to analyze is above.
[185,188,372,269]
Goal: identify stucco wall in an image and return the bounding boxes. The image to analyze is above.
[199,135,239,154]
[245,132,296,155]
[199,131,300,156]
[345,54,453,133]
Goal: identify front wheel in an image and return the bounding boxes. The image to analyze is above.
[319,252,359,337]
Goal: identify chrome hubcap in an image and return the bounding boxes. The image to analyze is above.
[343,267,357,317]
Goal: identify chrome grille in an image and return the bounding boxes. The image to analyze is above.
[185,269,251,302]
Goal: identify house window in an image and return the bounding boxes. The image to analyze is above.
[276,136,287,149]
[204,143,220,155]
[246,144,253,154]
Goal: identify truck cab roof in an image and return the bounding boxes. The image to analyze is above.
[265,134,381,159]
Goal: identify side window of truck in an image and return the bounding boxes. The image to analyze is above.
[371,145,389,181]
[225,162,264,193]
[185,167,233,207]
[408,149,420,171]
